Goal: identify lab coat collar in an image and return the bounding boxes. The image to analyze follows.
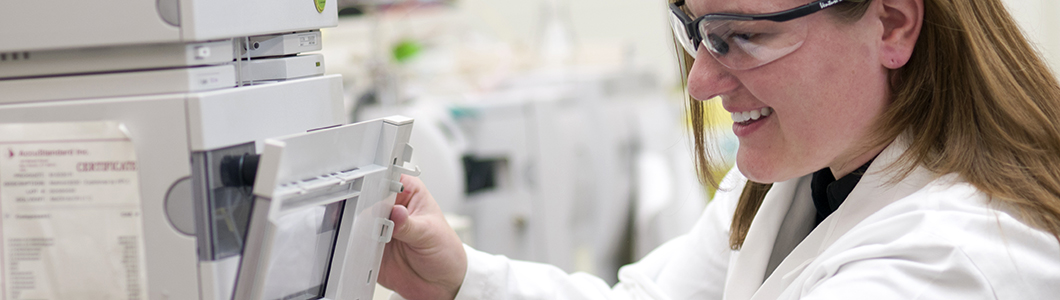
[723,136,937,300]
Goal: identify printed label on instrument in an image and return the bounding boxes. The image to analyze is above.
[0,122,147,300]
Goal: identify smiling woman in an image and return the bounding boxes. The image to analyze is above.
[376,0,1060,299]
[678,0,1060,251]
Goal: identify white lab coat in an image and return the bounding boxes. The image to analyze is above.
[443,137,1060,300]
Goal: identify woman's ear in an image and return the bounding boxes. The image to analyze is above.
[877,0,923,69]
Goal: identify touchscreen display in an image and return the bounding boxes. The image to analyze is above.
[260,200,347,300]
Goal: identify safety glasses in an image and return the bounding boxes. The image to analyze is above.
[669,0,852,70]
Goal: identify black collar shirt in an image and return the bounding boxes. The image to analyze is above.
[809,159,874,226]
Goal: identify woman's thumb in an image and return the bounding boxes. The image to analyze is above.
[389,204,421,243]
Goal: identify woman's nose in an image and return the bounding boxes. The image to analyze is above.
[687,49,739,101]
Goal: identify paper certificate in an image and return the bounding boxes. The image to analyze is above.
[0,122,148,300]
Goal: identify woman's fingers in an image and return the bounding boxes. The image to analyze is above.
[396,175,438,212]
[380,175,468,300]
[390,204,429,245]
[390,204,410,237]
[394,175,418,207]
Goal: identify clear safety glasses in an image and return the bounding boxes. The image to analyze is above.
[669,0,852,70]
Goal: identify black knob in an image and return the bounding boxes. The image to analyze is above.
[220,154,260,187]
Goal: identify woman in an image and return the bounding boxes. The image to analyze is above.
[378,0,1060,299]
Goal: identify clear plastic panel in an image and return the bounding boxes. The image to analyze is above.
[260,199,349,300]
[191,142,256,260]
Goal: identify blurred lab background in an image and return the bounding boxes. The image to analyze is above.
[327,0,736,289]
[318,0,1060,297]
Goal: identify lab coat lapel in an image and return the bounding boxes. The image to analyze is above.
[747,137,936,300]
[722,175,802,300]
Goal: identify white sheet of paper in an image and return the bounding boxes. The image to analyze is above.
[0,122,148,300]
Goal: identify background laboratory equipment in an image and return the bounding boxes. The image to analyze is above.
[329,1,719,285]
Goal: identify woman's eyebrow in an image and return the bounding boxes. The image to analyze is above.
[694,1,795,17]
[691,5,756,17]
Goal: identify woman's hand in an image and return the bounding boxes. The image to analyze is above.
[378,175,468,300]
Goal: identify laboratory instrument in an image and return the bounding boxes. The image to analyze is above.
[0,0,413,299]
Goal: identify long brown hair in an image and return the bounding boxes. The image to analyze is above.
[681,0,1060,249]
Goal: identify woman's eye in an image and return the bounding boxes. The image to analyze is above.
[732,32,758,42]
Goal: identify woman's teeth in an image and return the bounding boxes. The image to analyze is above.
[732,107,773,123]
